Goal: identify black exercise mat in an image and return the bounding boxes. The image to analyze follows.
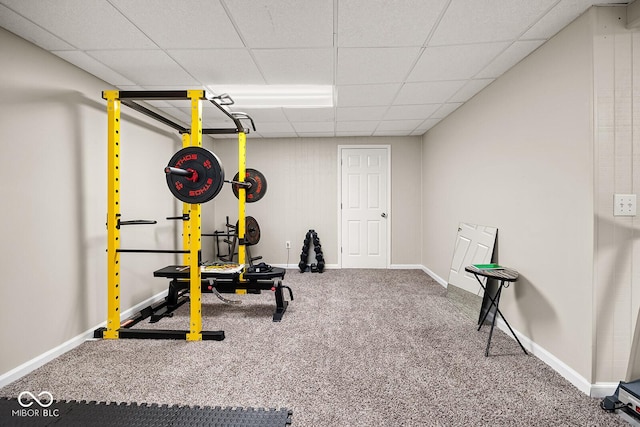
[0,398,292,426]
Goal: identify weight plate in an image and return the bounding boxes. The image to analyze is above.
[235,216,261,246]
[232,168,267,203]
[165,146,224,204]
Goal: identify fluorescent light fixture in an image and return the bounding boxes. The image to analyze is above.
[207,85,333,108]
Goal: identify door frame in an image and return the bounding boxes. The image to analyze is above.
[337,145,392,269]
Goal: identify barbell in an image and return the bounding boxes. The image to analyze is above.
[164,147,267,204]
[231,168,267,203]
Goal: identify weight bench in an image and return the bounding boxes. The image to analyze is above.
[152,265,292,322]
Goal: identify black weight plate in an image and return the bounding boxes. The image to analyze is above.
[232,168,267,203]
[235,216,261,246]
[165,146,224,204]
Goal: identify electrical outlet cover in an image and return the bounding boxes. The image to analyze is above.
[614,194,637,216]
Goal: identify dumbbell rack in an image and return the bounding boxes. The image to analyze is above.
[298,230,325,273]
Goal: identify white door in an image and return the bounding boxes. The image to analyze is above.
[340,147,389,268]
[448,223,497,294]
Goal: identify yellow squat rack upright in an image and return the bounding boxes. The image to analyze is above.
[95,89,255,341]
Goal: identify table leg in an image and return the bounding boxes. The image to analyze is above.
[494,303,528,356]
[472,273,528,357]
[474,275,499,330]
[485,285,503,356]
[478,287,499,331]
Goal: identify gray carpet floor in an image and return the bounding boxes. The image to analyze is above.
[0,269,627,426]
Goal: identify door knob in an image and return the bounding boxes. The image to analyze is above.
[381,213,387,218]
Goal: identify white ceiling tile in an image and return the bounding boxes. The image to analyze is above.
[240,108,289,123]
[142,85,206,92]
[337,47,421,84]
[338,0,449,47]
[116,85,146,90]
[0,4,74,50]
[431,103,463,119]
[522,0,594,40]
[0,0,608,138]
[449,79,494,103]
[169,49,265,86]
[87,50,199,86]
[283,107,335,122]
[376,120,423,131]
[476,40,545,79]
[337,131,374,136]
[337,106,388,121]
[408,43,509,82]
[224,0,333,48]
[394,81,466,105]
[336,121,379,132]
[157,107,191,123]
[373,129,412,136]
[258,131,299,138]
[411,127,432,136]
[383,104,440,120]
[416,118,442,132]
[53,51,135,86]
[210,117,246,132]
[1,0,156,49]
[291,121,335,133]
[145,100,175,109]
[253,121,296,134]
[109,0,243,49]
[297,131,336,137]
[337,84,401,107]
[252,48,333,85]
[429,0,557,46]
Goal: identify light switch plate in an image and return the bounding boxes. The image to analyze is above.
[614,194,637,216]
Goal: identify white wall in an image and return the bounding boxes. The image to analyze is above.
[0,28,182,376]
[421,9,595,380]
[593,7,640,383]
[204,136,422,267]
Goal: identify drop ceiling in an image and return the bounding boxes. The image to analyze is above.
[0,0,631,138]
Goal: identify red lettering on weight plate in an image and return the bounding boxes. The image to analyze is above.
[189,178,212,197]
[175,154,197,168]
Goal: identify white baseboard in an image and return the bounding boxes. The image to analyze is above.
[419,263,612,397]
[493,317,617,398]
[272,264,297,270]
[0,290,167,389]
[591,382,620,398]
[389,264,424,270]
[420,265,448,288]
